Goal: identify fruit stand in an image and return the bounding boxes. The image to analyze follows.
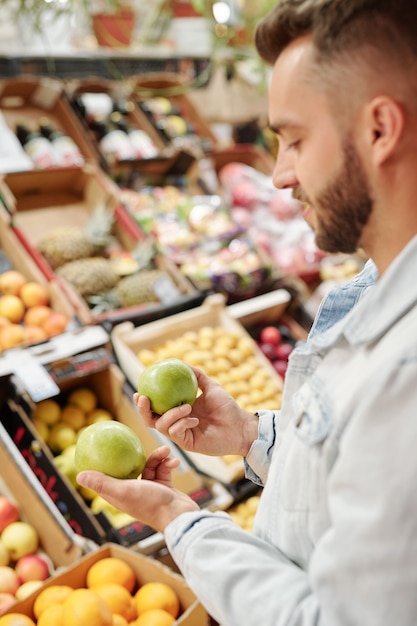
[0,68,365,625]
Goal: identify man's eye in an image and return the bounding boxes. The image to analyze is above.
[287,140,300,151]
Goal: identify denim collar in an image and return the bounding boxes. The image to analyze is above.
[312,235,417,349]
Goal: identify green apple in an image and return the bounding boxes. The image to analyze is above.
[74,421,146,479]
[137,358,198,415]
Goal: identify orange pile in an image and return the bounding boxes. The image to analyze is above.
[0,270,70,351]
[0,557,182,626]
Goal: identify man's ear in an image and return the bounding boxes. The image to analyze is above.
[365,96,405,166]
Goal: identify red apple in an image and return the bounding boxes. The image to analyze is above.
[273,359,288,378]
[259,342,276,360]
[0,566,19,595]
[15,554,50,583]
[259,326,282,346]
[0,591,16,614]
[0,497,19,533]
[274,343,294,361]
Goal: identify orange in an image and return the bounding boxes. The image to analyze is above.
[111,615,129,626]
[134,582,180,619]
[86,558,137,594]
[20,282,49,308]
[62,588,113,626]
[36,603,64,626]
[0,616,36,626]
[33,584,73,619]
[0,295,25,323]
[23,305,53,328]
[93,583,137,621]
[0,324,26,350]
[0,270,27,296]
[132,609,176,626]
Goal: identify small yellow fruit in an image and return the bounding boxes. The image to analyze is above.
[68,388,97,414]
[48,423,77,453]
[60,405,87,431]
[86,408,113,425]
[33,399,61,426]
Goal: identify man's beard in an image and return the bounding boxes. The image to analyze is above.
[296,139,373,254]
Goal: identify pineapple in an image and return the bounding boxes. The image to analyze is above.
[57,257,119,297]
[36,203,115,269]
[88,269,165,312]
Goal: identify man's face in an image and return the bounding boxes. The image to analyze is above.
[269,36,373,254]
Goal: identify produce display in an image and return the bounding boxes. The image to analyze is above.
[120,186,271,298]
[136,325,283,414]
[218,161,326,280]
[139,95,215,157]
[0,496,52,614]
[71,91,160,164]
[228,494,261,533]
[249,323,297,379]
[0,74,334,625]
[2,555,183,625]
[30,390,139,528]
[0,270,70,351]
[35,205,183,315]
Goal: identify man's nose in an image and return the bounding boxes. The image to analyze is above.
[272,149,298,189]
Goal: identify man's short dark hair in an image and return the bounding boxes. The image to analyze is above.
[255,0,417,67]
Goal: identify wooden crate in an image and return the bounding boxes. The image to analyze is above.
[111,293,289,483]
[4,543,210,625]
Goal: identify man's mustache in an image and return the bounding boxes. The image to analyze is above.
[292,187,310,204]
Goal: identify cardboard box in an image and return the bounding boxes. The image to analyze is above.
[209,144,276,177]
[65,77,194,177]
[0,76,99,172]
[0,418,88,568]
[227,289,292,328]
[1,167,205,327]
[5,543,210,625]
[110,293,287,483]
[129,72,218,156]
[4,358,231,550]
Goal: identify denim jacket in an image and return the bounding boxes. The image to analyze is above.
[165,243,417,626]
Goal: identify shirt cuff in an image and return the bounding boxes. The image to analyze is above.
[244,409,278,485]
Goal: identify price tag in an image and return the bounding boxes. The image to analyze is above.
[11,349,60,402]
[153,274,182,305]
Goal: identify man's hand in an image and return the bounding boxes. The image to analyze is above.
[136,367,259,458]
[76,445,199,534]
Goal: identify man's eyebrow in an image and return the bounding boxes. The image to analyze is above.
[268,120,300,135]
